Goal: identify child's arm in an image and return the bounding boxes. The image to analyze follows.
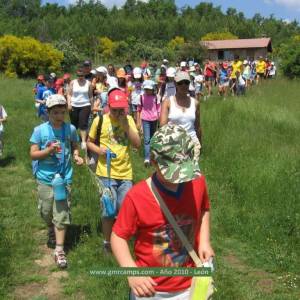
[111,232,157,297]
[92,98,101,113]
[194,99,201,142]
[71,141,84,165]
[30,143,58,160]
[159,98,170,127]
[67,81,73,111]
[136,108,142,132]
[198,210,215,263]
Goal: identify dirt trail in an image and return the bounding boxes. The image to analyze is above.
[224,253,275,294]
[13,230,69,300]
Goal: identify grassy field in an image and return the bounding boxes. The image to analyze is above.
[0,76,299,299]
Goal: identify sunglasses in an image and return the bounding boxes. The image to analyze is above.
[177,80,190,86]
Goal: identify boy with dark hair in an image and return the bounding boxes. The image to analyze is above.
[111,124,214,299]
[30,94,84,268]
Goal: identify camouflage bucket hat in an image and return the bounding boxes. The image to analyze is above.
[150,124,200,183]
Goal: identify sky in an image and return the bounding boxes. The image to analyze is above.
[42,0,300,22]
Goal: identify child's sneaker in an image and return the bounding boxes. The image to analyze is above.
[54,250,68,269]
[144,159,150,168]
[103,241,112,254]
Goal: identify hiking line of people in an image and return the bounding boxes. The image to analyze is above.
[28,56,274,299]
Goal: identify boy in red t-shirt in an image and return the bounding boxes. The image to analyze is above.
[111,124,215,299]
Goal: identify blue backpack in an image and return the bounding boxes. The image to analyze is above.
[32,122,71,177]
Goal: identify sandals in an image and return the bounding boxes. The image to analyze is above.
[54,250,68,269]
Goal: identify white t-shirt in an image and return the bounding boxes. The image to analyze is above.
[237,75,246,86]
[71,79,91,107]
[106,75,118,88]
[168,96,197,141]
[269,66,276,76]
[0,105,7,132]
[195,75,204,88]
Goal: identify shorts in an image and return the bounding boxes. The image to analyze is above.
[130,104,138,113]
[256,72,265,78]
[69,105,91,130]
[130,288,190,300]
[219,81,229,88]
[195,85,203,94]
[205,76,214,82]
[37,181,71,229]
[98,177,132,216]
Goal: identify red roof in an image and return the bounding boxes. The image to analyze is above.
[202,38,272,51]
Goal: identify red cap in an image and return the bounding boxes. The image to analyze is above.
[56,78,64,86]
[63,73,71,80]
[108,89,128,109]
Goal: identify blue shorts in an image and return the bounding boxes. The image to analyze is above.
[98,177,132,215]
[130,104,138,113]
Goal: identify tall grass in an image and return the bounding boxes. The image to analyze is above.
[0,76,299,299]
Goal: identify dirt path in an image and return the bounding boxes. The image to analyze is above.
[224,253,275,294]
[13,230,69,300]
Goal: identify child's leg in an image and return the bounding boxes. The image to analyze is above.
[52,185,71,267]
[99,177,118,251]
[142,120,151,162]
[0,131,3,156]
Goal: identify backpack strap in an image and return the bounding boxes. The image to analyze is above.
[95,114,103,146]
[140,94,143,108]
[146,177,203,268]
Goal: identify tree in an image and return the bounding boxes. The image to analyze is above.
[167,36,185,50]
[177,42,207,63]
[279,37,300,78]
[201,32,238,41]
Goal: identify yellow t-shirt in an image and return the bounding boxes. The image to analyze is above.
[256,61,266,74]
[231,61,243,79]
[95,82,108,93]
[89,114,138,180]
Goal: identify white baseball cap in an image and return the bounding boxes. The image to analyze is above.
[243,60,248,65]
[46,94,66,108]
[96,66,108,74]
[180,61,187,67]
[166,67,176,77]
[142,80,155,90]
[133,67,142,79]
[174,71,191,83]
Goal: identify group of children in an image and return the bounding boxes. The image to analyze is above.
[25,55,276,299]
[202,55,276,98]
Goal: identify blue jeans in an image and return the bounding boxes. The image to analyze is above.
[98,177,132,214]
[142,120,158,161]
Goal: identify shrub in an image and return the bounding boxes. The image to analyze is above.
[53,39,81,71]
[201,31,238,41]
[97,37,118,60]
[279,37,300,78]
[0,35,63,77]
